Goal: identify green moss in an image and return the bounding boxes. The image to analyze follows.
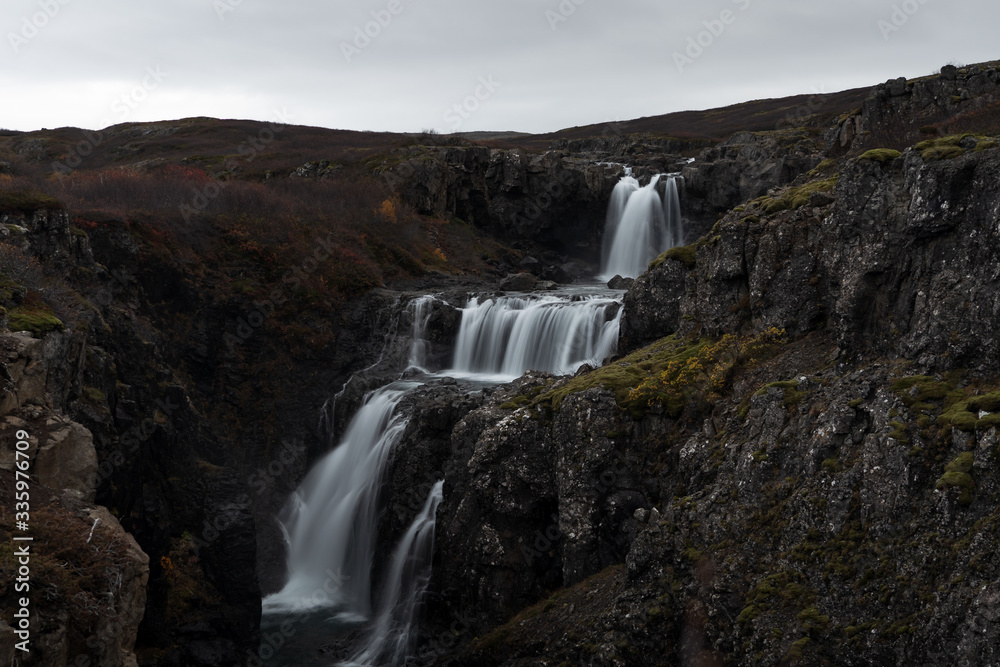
[937,400,977,431]
[967,392,1000,413]
[936,454,976,504]
[891,375,951,408]
[796,606,830,631]
[785,637,811,660]
[888,421,909,445]
[974,139,998,152]
[757,176,838,215]
[945,452,975,474]
[650,243,697,270]
[82,387,106,404]
[536,334,707,415]
[936,471,975,505]
[500,395,531,410]
[821,458,841,474]
[808,158,837,176]
[8,307,64,336]
[756,380,806,407]
[914,134,985,161]
[923,145,965,160]
[858,149,902,163]
[848,398,864,408]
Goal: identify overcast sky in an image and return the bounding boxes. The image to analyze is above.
[1,0,997,135]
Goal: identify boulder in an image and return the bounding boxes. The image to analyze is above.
[607,275,634,290]
[499,272,538,292]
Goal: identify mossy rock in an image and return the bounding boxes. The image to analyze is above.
[967,392,1000,413]
[858,149,901,163]
[537,334,709,415]
[922,145,965,160]
[888,421,910,445]
[890,375,952,408]
[756,380,806,407]
[759,176,838,215]
[914,134,987,161]
[945,452,975,474]
[650,243,697,270]
[936,471,975,505]
[8,307,64,336]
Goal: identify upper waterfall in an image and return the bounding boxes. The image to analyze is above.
[600,172,684,280]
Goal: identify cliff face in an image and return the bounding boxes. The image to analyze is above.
[398,139,1000,666]
[380,145,648,259]
[1,210,267,665]
[373,70,1000,665]
[622,141,1000,370]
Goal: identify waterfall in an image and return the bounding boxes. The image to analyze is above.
[600,175,640,271]
[347,481,444,666]
[600,173,684,280]
[448,294,621,381]
[406,296,437,373]
[262,383,418,619]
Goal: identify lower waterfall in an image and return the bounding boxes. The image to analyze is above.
[262,383,419,620]
[263,278,626,665]
[346,481,444,666]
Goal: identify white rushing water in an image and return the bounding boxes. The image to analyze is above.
[346,480,444,666]
[262,383,418,619]
[600,173,684,280]
[405,295,438,373]
[264,282,627,662]
[448,293,622,382]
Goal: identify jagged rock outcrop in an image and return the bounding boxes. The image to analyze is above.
[622,143,1000,372]
[831,63,1000,154]
[379,146,624,258]
[681,129,824,218]
[383,373,646,638]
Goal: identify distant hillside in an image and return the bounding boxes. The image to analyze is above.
[490,87,872,150]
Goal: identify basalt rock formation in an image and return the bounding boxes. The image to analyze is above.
[3,59,1000,667]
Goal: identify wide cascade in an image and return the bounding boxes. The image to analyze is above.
[448,294,622,381]
[600,172,684,280]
